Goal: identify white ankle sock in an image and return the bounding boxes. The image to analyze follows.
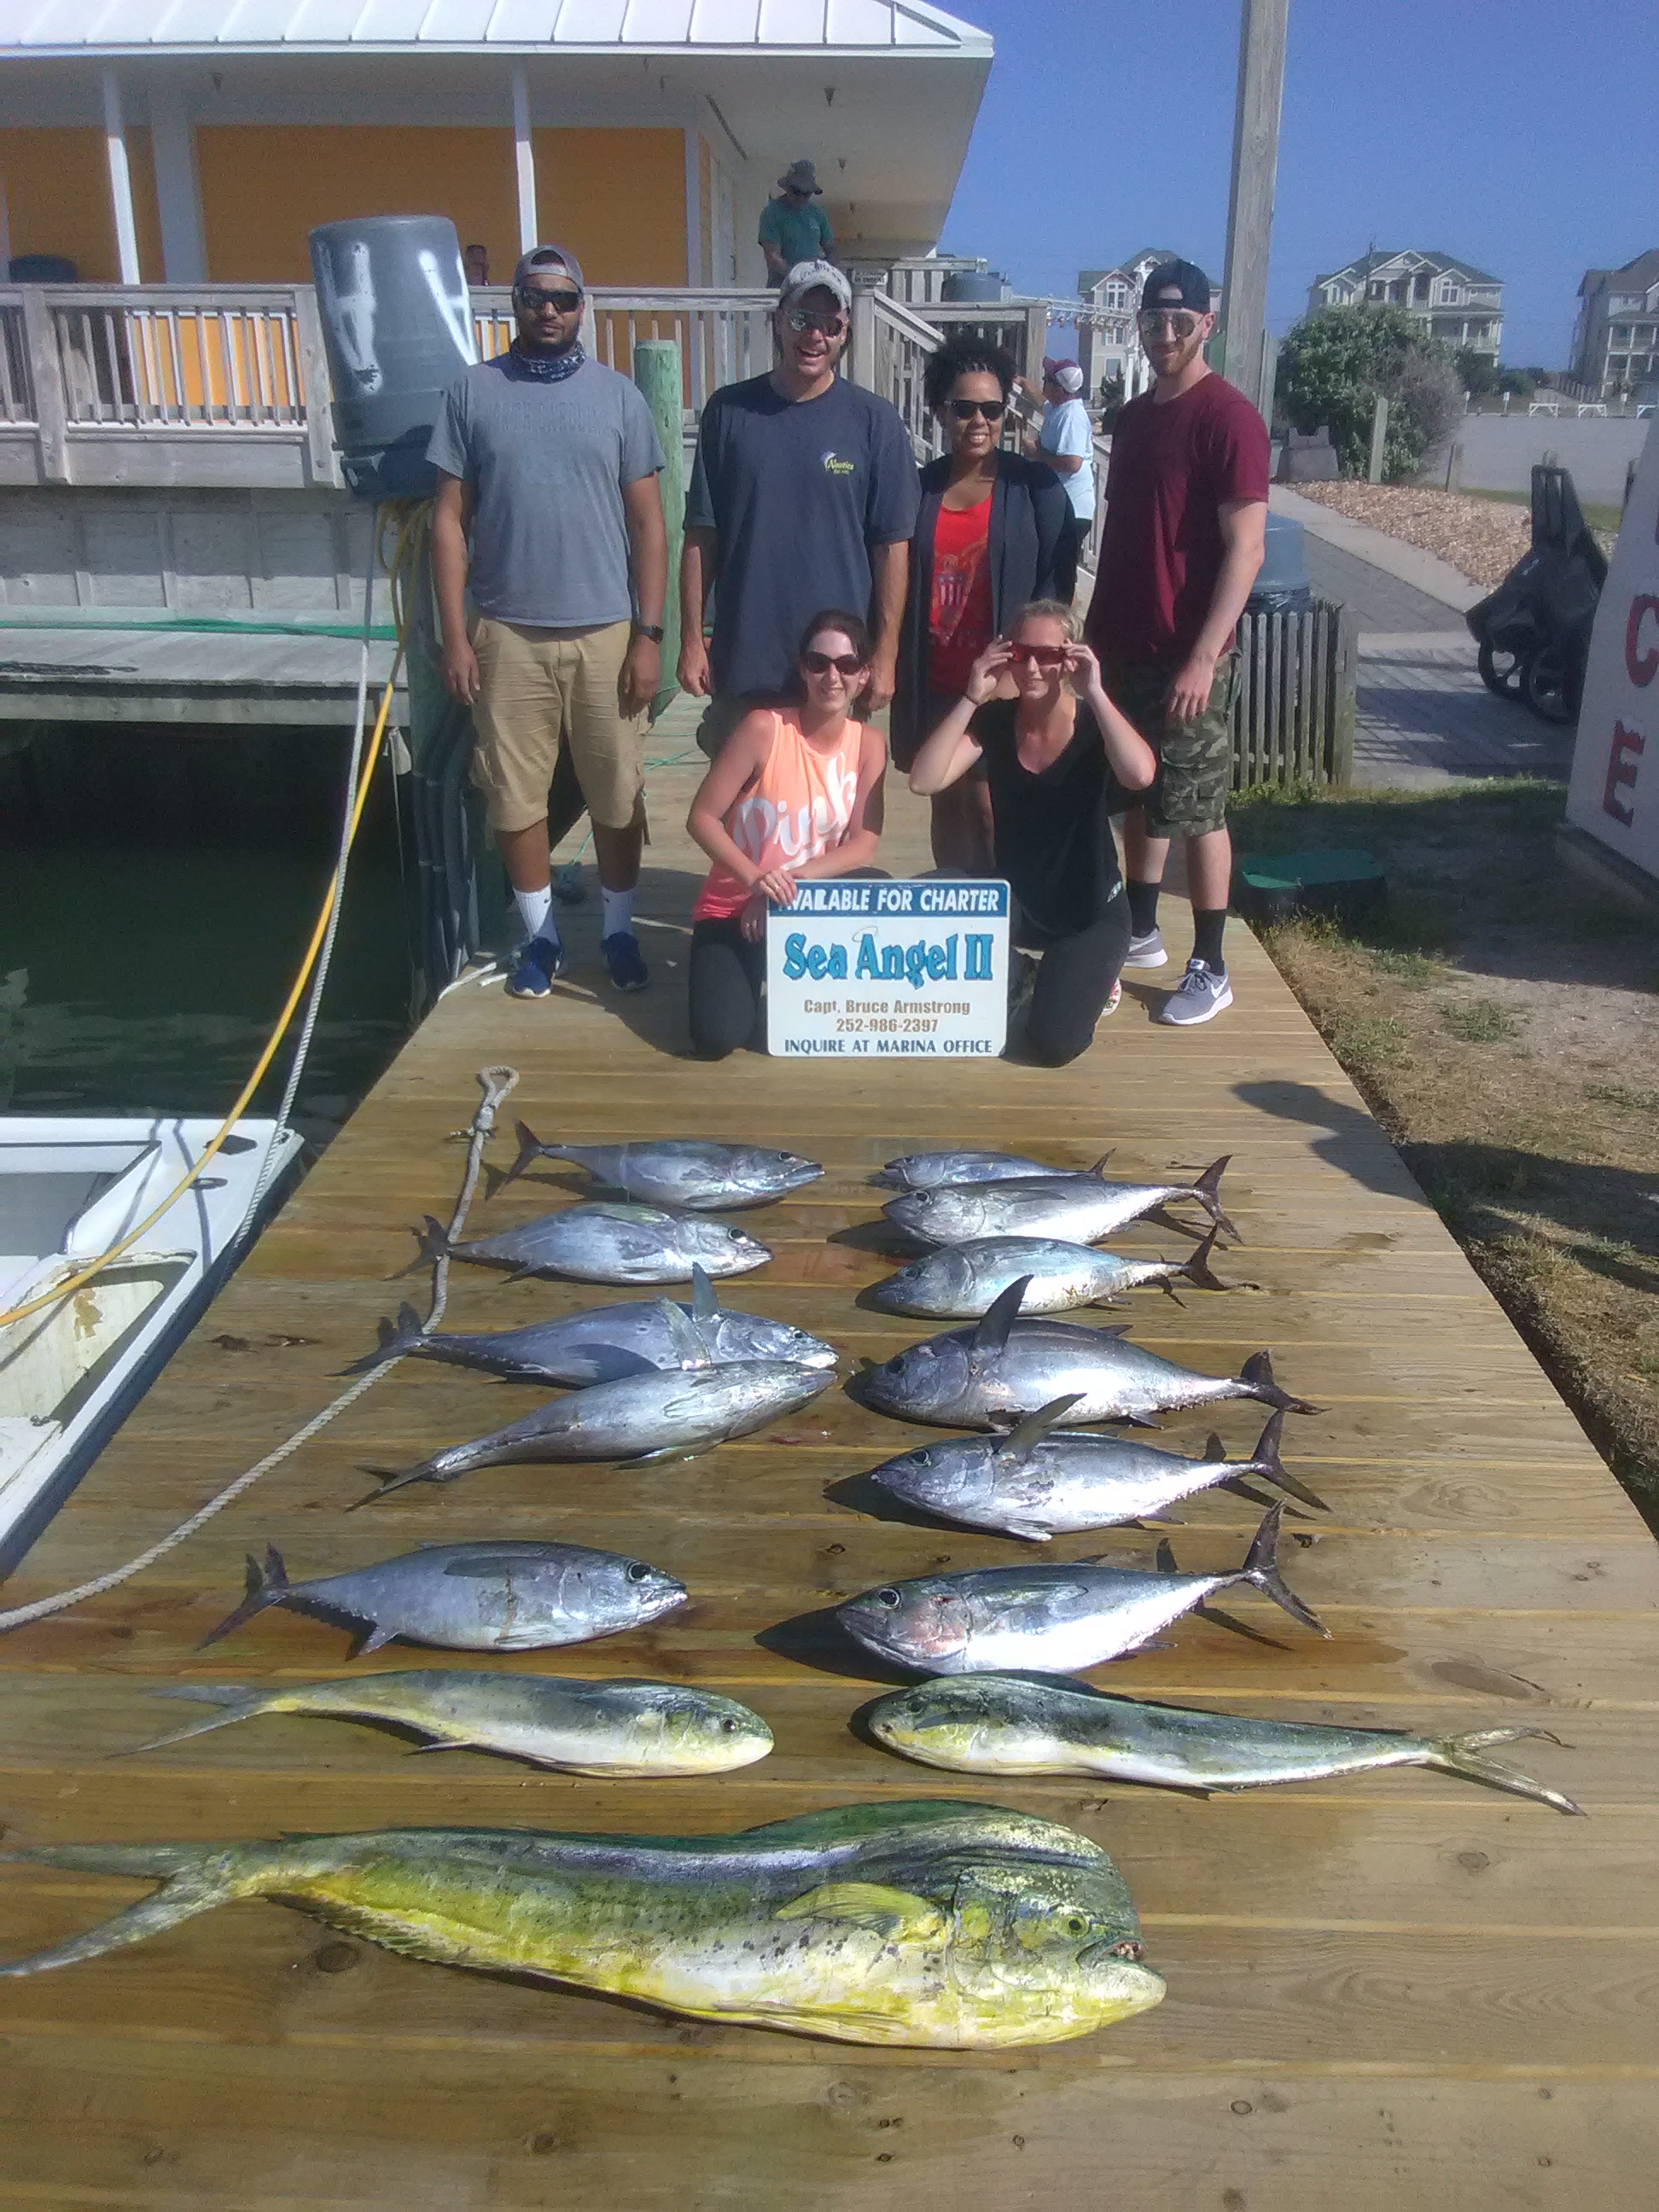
[601,886,635,940]
[515,885,556,946]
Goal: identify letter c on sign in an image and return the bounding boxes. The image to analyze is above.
[1627,597,1659,687]
[1603,721,1645,828]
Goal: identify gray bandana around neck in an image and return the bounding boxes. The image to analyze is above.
[512,341,586,383]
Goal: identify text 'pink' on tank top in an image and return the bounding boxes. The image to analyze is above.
[692,708,867,923]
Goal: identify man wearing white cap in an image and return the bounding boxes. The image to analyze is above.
[1023,357,1096,570]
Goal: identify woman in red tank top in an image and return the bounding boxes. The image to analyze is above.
[685,610,888,1059]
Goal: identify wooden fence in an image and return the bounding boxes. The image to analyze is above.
[1231,601,1359,788]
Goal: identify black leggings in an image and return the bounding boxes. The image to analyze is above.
[1022,892,1132,1067]
[689,917,767,1058]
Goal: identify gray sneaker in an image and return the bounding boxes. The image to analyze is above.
[1159,958,1233,1027]
[1122,928,1167,969]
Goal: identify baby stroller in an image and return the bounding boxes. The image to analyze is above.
[1466,464,1608,725]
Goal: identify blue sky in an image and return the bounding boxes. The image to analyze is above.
[937,0,1659,366]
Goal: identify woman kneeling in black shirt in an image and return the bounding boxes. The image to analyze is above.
[909,600,1157,1066]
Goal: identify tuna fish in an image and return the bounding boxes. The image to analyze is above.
[500,1123,823,1208]
[129,1673,773,1776]
[360,1301,835,1499]
[401,1202,770,1286]
[868,1406,1326,1540]
[864,1674,1583,1813]
[868,1228,1233,1318]
[883,1155,1238,1248]
[849,1278,1319,1430]
[197,1540,687,1656]
[835,1504,1327,1674]
[0,1802,1164,2046]
[874,1150,1075,1191]
[342,1265,835,1384]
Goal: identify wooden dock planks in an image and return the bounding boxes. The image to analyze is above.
[2,768,1656,2209]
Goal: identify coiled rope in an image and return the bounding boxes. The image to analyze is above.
[0,1063,518,1634]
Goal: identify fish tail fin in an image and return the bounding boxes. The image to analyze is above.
[393,1217,453,1280]
[1424,1729,1584,1815]
[121,1685,273,1755]
[1240,1505,1329,1637]
[1245,1410,1330,1512]
[1179,1226,1231,1291]
[1238,1350,1322,1415]
[497,1120,554,1193]
[335,1303,427,1377]
[0,1842,252,1976]
[346,1460,445,1509]
[1086,1150,1115,1177]
[1194,1155,1241,1242]
[195,1546,289,1650]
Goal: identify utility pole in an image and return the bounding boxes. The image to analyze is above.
[1220,0,1289,413]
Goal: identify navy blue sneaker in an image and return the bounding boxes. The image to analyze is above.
[506,934,564,998]
[601,931,649,992]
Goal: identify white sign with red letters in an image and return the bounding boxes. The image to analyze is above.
[1565,420,1659,881]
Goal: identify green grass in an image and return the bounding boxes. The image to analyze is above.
[1463,485,1625,535]
[1586,1081,1659,1113]
[1440,998,1522,1043]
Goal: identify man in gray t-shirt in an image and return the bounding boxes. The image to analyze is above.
[428,243,667,999]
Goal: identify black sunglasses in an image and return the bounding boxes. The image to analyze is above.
[948,399,1006,422]
[802,650,866,677]
[516,287,583,314]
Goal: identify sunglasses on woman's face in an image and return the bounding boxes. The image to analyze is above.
[948,398,1005,422]
[1008,643,1069,668]
[802,651,866,677]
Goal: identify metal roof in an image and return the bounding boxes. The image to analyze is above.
[0,0,992,53]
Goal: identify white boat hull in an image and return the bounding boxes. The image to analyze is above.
[0,1116,304,1563]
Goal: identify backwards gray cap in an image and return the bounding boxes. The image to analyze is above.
[513,243,586,293]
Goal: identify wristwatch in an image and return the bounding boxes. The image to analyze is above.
[634,621,665,643]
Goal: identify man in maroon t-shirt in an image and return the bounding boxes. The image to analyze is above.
[1085,259,1269,1026]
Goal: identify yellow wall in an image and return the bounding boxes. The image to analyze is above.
[198,126,519,283]
[193,124,686,287]
[698,136,712,285]
[2,125,162,282]
[532,127,686,287]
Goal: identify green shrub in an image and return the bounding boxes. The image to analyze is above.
[1277,305,1462,480]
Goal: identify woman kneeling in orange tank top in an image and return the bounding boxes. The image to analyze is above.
[686,610,888,1058]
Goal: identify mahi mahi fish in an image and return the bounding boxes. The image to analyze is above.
[341,1264,836,1385]
[128,1673,772,1776]
[361,1301,834,1499]
[0,1802,1164,2047]
[874,1150,1077,1191]
[500,1122,824,1208]
[851,1278,1318,1430]
[869,1405,1326,1540]
[402,1203,770,1286]
[198,1540,687,1656]
[835,1504,1327,1674]
[883,1155,1238,1247]
[864,1674,1583,1813]
[868,1228,1233,1318]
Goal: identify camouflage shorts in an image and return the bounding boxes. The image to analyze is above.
[1103,653,1237,838]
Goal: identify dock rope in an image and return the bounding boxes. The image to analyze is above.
[0,1064,519,1635]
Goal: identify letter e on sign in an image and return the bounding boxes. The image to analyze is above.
[1604,721,1644,828]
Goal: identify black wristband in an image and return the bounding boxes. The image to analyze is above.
[634,621,665,643]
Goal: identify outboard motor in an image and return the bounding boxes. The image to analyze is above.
[308,216,477,499]
[1466,464,1609,724]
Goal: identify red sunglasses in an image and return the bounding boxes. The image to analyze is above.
[802,650,866,677]
[1008,643,1069,667]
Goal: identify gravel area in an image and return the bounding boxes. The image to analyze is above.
[1290,482,1528,590]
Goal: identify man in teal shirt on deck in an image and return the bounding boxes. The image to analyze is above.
[759,161,835,286]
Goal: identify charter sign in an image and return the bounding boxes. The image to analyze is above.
[766,881,1010,1057]
[1566,419,1659,882]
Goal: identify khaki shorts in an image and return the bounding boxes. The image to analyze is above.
[1103,651,1237,838]
[469,614,645,835]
